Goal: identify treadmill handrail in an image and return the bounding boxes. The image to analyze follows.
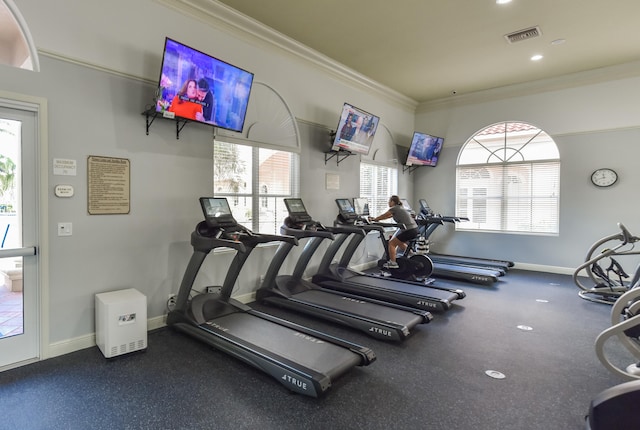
[191,230,247,254]
[281,224,335,240]
[247,232,298,246]
[326,225,366,236]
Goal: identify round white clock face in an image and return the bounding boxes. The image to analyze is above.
[591,168,618,187]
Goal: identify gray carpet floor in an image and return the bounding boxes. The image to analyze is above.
[0,270,634,429]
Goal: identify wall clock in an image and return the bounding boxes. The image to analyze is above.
[590,168,618,187]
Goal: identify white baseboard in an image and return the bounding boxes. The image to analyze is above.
[43,265,574,360]
[512,262,577,275]
[46,293,258,359]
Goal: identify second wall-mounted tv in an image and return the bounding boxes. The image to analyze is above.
[331,103,380,155]
[155,37,254,133]
[405,131,444,167]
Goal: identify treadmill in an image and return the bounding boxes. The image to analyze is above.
[417,198,513,274]
[256,198,432,342]
[167,197,375,398]
[311,198,464,313]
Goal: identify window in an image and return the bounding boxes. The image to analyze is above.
[213,139,299,234]
[360,162,398,216]
[456,122,560,234]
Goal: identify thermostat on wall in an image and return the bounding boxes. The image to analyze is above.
[54,184,74,198]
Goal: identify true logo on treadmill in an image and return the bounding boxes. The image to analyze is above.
[206,321,229,332]
[417,300,438,308]
[471,276,490,281]
[293,332,325,344]
[369,327,392,337]
[281,374,308,391]
[341,296,366,304]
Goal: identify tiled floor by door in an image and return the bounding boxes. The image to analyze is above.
[0,288,23,338]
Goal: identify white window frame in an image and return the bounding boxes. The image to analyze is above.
[456,122,560,235]
[359,161,398,216]
[213,138,299,234]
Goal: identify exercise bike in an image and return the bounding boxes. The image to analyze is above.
[373,223,434,282]
[586,286,640,428]
[573,223,640,305]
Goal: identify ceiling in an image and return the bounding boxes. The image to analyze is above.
[216,0,640,103]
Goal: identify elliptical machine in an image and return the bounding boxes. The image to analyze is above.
[586,286,640,428]
[573,223,640,305]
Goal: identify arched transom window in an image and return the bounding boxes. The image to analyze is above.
[456,121,560,234]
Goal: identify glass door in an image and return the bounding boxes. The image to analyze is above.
[0,105,39,369]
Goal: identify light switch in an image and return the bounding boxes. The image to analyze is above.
[57,222,72,236]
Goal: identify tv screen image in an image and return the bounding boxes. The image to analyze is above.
[331,103,380,155]
[406,132,444,167]
[155,38,254,133]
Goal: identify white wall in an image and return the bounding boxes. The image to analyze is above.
[413,70,640,270]
[7,0,640,356]
[3,0,416,351]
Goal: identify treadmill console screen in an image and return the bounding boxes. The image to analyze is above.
[199,197,238,228]
[284,198,306,215]
[419,199,433,216]
[353,198,370,217]
[335,199,357,221]
[401,198,413,212]
[284,198,312,223]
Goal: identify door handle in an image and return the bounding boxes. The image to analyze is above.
[0,247,37,258]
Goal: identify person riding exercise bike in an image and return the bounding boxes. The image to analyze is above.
[369,195,419,269]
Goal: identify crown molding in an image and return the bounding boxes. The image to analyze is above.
[155,0,418,112]
[416,60,640,114]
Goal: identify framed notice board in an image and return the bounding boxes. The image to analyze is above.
[87,155,130,215]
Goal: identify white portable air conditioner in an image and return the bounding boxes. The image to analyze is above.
[95,288,147,358]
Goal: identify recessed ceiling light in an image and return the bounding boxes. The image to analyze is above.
[531,54,543,61]
[496,0,512,4]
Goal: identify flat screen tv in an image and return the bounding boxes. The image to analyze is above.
[331,103,380,155]
[405,132,444,167]
[155,37,254,133]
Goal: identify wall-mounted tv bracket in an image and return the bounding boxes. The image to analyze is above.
[324,150,354,165]
[143,109,189,140]
[325,130,354,165]
[402,165,419,174]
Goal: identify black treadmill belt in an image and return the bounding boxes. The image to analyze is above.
[209,312,360,375]
[293,289,424,327]
[344,272,459,303]
[432,262,501,277]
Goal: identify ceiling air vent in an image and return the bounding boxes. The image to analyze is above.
[504,26,542,43]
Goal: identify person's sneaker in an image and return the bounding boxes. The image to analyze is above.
[383,260,399,269]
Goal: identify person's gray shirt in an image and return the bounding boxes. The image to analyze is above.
[389,205,417,230]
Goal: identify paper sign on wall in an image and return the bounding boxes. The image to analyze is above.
[53,158,77,176]
[326,173,340,190]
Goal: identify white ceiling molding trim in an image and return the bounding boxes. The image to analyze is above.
[417,59,640,114]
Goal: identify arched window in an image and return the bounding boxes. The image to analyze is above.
[456,122,560,234]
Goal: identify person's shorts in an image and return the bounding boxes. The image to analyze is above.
[395,227,419,242]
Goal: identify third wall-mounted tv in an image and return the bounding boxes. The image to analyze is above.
[155,37,254,133]
[405,131,444,167]
[330,103,380,155]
